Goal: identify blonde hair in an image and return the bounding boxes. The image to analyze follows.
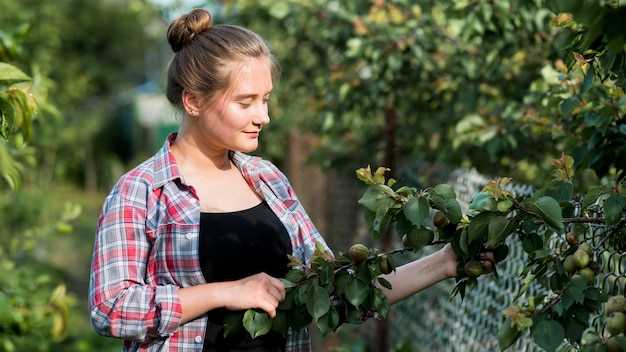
[165,8,280,108]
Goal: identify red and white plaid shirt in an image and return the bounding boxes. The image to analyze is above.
[88,133,331,351]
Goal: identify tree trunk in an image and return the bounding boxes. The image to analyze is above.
[377,102,397,352]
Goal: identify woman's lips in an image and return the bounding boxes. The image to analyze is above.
[244,131,259,138]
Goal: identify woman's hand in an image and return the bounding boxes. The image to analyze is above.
[439,243,496,278]
[222,272,286,318]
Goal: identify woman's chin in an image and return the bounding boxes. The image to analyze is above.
[234,140,259,153]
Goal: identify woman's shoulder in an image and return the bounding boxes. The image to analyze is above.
[106,156,159,202]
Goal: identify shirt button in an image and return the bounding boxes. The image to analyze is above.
[185,233,193,240]
[194,335,202,343]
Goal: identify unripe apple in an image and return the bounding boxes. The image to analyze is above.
[348,244,369,264]
[579,242,593,255]
[579,267,596,284]
[433,211,449,228]
[607,296,626,315]
[574,248,590,268]
[378,254,393,274]
[464,261,484,278]
[563,255,578,274]
[607,313,626,336]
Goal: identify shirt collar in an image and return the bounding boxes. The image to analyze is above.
[151,132,261,192]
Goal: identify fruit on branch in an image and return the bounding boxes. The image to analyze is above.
[464,261,484,278]
[378,254,393,274]
[564,255,578,274]
[348,244,369,264]
[574,248,590,268]
[566,231,578,246]
[607,312,626,335]
[607,296,626,315]
[433,211,449,228]
[579,242,593,255]
[578,267,595,284]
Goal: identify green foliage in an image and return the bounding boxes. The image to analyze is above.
[346,154,625,351]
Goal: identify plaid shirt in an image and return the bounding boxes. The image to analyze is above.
[88,133,331,351]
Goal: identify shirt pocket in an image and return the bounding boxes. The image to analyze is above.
[153,222,205,287]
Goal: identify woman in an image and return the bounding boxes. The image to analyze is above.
[88,8,492,352]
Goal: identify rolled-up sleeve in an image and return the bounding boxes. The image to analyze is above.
[88,181,182,341]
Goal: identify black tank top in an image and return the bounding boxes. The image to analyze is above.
[199,201,292,352]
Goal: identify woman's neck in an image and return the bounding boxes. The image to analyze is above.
[171,129,231,173]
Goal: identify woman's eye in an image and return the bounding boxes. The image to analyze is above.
[239,102,251,109]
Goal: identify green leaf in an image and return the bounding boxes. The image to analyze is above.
[358,185,394,212]
[560,96,580,115]
[0,63,30,83]
[532,196,564,231]
[315,306,340,337]
[243,309,272,339]
[487,216,508,248]
[377,277,392,290]
[545,181,574,203]
[567,275,587,303]
[345,278,369,307]
[603,194,626,225]
[285,269,306,283]
[432,184,456,200]
[469,192,497,213]
[335,271,350,294]
[468,212,494,244]
[532,319,565,352]
[373,288,390,318]
[306,285,331,320]
[498,319,521,351]
[443,199,463,224]
[403,195,430,228]
[279,279,297,289]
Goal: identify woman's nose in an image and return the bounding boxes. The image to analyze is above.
[253,104,270,126]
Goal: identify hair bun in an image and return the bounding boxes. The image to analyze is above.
[167,8,213,53]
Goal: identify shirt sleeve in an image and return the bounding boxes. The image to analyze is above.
[264,160,334,264]
[88,180,182,341]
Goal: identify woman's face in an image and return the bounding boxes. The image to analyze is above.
[192,57,272,154]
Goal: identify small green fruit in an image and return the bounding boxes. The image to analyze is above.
[581,328,600,346]
[579,242,594,255]
[574,249,590,268]
[607,296,626,315]
[563,255,578,274]
[433,211,449,228]
[378,254,393,274]
[608,313,626,336]
[579,267,596,284]
[464,261,484,278]
[348,244,369,264]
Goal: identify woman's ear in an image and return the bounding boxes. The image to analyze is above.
[182,89,201,117]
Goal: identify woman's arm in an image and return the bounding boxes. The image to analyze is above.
[178,273,286,325]
[378,244,457,305]
[378,244,494,305]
